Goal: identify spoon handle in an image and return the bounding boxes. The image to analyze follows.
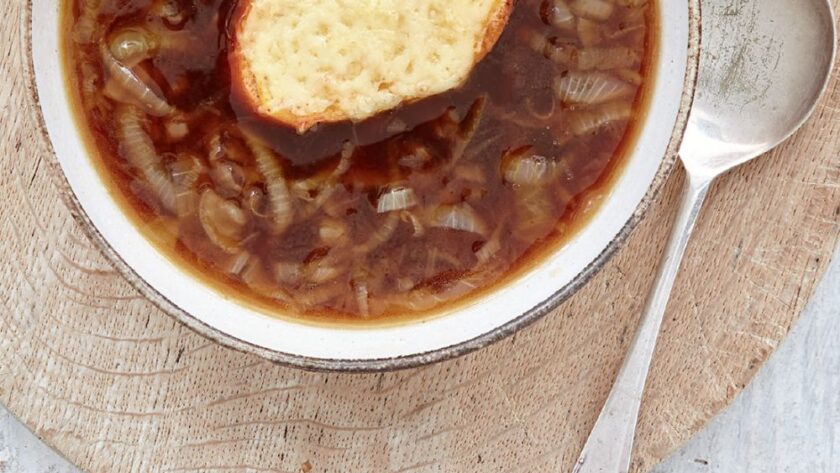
[573,170,712,473]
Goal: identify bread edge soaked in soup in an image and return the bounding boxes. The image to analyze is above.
[229,0,514,134]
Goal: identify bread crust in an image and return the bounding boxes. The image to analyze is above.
[229,1,339,133]
[229,0,514,134]
[479,0,515,61]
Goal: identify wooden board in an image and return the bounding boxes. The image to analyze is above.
[1,0,838,471]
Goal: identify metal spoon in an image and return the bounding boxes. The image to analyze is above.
[574,0,837,471]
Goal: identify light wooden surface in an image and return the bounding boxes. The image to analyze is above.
[3,244,837,473]
[1,1,838,473]
[653,244,840,472]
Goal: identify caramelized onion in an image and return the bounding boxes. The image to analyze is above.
[199,189,248,253]
[210,161,246,197]
[74,0,103,44]
[245,136,294,235]
[430,203,488,236]
[116,105,177,212]
[109,28,157,66]
[307,265,342,284]
[377,187,418,213]
[319,218,349,246]
[568,100,633,135]
[353,280,371,318]
[503,152,563,186]
[554,72,633,105]
[169,152,204,217]
[274,261,303,285]
[542,0,575,29]
[102,45,173,117]
[450,97,486,165]
[571,0,614,21]
[225,251,251,275]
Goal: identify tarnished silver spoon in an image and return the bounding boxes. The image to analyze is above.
[574,0,837,471]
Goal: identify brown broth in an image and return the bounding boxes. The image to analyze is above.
[62,0,657,325]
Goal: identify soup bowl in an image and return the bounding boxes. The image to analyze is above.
[25,0,701,371]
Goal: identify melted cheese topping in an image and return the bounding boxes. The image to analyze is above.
[234,0,509,131]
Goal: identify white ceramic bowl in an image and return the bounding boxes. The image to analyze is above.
[26,1,701,371]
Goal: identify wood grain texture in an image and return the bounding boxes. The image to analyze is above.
[3,248,837,473]
[0,1,838,472]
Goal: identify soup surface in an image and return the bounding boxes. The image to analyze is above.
[62,0,656,323]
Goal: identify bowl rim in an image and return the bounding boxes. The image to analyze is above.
[22,0,702,372]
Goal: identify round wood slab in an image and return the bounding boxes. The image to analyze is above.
[2,1,838,471]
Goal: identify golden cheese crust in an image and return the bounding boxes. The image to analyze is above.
[230,0,513,133]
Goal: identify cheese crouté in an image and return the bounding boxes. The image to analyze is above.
[230,0,513,132]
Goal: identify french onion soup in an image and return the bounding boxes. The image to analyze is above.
[62,0,657,324]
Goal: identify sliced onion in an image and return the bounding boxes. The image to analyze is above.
[353,280,371,318]
[503,152,563,186]
[245,136,294,235]
[244,186,269,218]
[110,28,157,67]
[79,60,100,104]
[322,184,358,218]
[568,100,633,135]
[430,203,488,236]
[198,188,248,253]
[291,179,317,202]
[169,153,203,189]
[274,261,303,285]
[116,105,177,212]
[391,278,480,313]
[434,108,461,139]
[515,186,555,238]
[542,0,575,29]
[210,161,246,196]
[207,134,225,161]
[296,283,343,308]
[242,260,295,303]
[377,187,418,213]
[153,0,187,27]
[319,218,349,246]
[165,115,189,141]
[576,18,603,47]
[524,30,578,67]
[577,47,641,71]
[571,0,614,21]
[398,144,434,169]
[102,45,173,117]
[225,251,250,275]
[450,97,486,165]
[74,0,102,44]
[296,141,354,216]
[169,152,203,217]
[554,72,633,105]
[332,141,354,179]
[307,265,341,284]
[615,68,644,86]
[476,237,501,264]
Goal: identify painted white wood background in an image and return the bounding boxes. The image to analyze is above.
[1,244,837,472]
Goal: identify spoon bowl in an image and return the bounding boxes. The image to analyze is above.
[681,0,837,176]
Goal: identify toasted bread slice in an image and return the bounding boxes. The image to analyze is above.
[230,0,513,133]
